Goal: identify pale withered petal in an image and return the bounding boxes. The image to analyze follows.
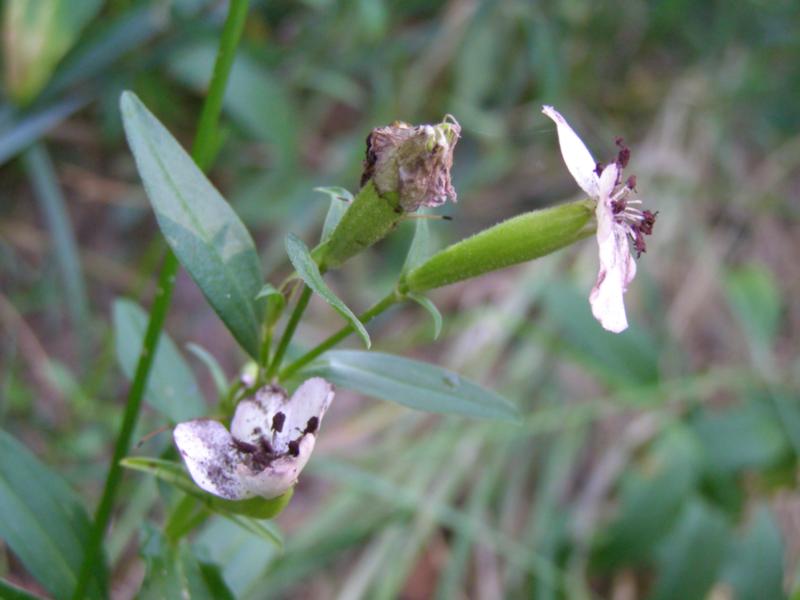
[173,378,334,501]
[544,106,655,333]
[542,105,599,198]
[364,116,460,212]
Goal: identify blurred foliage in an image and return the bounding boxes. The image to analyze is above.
[1,0,799,598]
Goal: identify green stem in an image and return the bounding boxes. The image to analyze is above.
[71,2,250,598]
[279,291,400,381]
[268,285,313,378]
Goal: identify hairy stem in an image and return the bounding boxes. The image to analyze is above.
[71,2,250,597]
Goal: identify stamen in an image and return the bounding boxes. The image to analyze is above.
[304,416,319,435]
[272,412,286,433]
[287,440,300,457]
[615,137,630,169]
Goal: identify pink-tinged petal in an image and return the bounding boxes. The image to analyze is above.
[230,385,287,446]
[542,105,599,198]
[282,377,334,441]
[590,221,635,333]
[174,419,249,500]
[239,436,315,499]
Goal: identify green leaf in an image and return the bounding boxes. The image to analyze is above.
[113,299,204,422]
[255,283,285,328]
[285,233,370,348]
[402,211,434,273]
[3,0,103,104]
[186,343,228,397]
[691,402,789,473]
[139,529,236,600]
[721,505,784,600]
[303,350,519,420]
[316,186,353,243]
[0,429,106,599]
[648,499,730,600]
[121,457,291,527]
[407,292,443,340]
[725,264,781,348]
[592,427,701,570]
[120,91,264,358]
[167,42,299,169]
[542,282,660,387]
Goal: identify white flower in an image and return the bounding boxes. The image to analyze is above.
[542,105,656,333]
[173,377,334,500]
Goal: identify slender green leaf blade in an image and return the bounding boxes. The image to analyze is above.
[403,212,433,273]
[407,292,443,340]
[255,283,285,327]
[721,505,784,600]
[113,299,204,422]
[285,233,370,348]
[304,350,518,420]
[648,499,730,600]
[120,91,264,358]
[0,430,106,599]
[186,343,228,397]
[316,187,353,242]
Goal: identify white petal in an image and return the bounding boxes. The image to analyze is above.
[239,435,316,499]
[590,223,635,333]
[230,385,287,446]
[174,419,249,500]
[282,377,334,440]
[542,105,599,198]
[598,163,619,199]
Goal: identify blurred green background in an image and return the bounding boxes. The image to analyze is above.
[1,0,799,598]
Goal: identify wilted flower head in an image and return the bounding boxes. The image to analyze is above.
[542,105,657,333]
[362,115,461,212]
[174,377,334,500]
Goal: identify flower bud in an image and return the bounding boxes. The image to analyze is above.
[400,200,594,293]
[317,116,461,269]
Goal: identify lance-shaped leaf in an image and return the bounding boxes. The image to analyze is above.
[303,350,518,420]
[285,233,370,348]
[114,299,204,422]
[120,91,264,358]
[0,429,107,599]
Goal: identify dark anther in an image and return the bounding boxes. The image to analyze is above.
[287,440,300,457]
[303,416,319,435]
[615,137,630,169]
[611,199,626,214]
[632,231,647,257]
[640,210,658,236]
[626,175,637,190]
[232,438,258,454]
[272,412,286,433]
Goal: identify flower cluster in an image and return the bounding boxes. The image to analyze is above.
[174,377,334,500]
[542,106,657,333]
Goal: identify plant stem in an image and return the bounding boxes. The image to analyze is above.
[71,2,250,598]
[279,291,400,381]
[268,285,313,378]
